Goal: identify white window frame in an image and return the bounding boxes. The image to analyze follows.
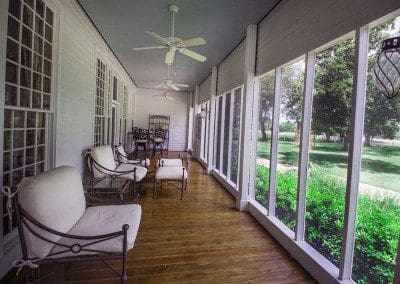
[244,12,400,283]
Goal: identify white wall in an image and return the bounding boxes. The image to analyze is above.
[54,1,136,174]
[135,88,189,151]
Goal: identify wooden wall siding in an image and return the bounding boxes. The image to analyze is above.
[217,39,246,96]
[55,12,95,172]
[135,88,189,151]
[198,74,211,105]
[53,0,136,174]
[256,0,400,76]
[11,157,314,283]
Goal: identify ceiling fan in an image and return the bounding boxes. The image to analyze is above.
[156,79,189,91]
[132,5,207,66]
[152,78,189,101]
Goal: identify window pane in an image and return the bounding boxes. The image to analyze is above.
[230,88,242,184]
[23,5,33,28]
[5,84,18,106]
[6,38,19,62]
[276,60,304,231]
[222,93,231,176]
[255,71,275,208]
[6,61,18,84]
[305,37,355,266]
[7,17,20,41]
[352,16,400,283]
[9,0,21,19]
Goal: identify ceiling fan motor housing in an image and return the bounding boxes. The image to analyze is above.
[169,5,179,14]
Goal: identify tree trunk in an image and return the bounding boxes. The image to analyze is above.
[260,119,268,141]
[364,133,372,147]
[342,135,349,151]
[325,133,331,143]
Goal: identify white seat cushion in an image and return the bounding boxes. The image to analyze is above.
[158,158,182,167]
[17,166,86,259]
[155,166,187,180]
[116,145,129,163]
[116,145,149,167]
[91,146,117,179]
[50,204,141,258]
[115,163,147,181]
[128,158,150,167]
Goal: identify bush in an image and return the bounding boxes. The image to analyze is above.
[255,164,400,283]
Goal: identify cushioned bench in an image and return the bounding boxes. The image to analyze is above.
[12,165,141,282]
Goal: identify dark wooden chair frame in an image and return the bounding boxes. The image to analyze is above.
[12,191,130,283]
[152,129,168,158]
[133,128,149,159]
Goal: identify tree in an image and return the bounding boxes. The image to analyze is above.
[312,38,355,149]
[281,62,304,129]
[258,72,275,141]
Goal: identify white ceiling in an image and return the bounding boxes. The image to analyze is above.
[78,0,279,90]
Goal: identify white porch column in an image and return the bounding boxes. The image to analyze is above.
[207,67,218,174]
[193,85,200,159]
[187,91,194,152]
[237,24,257,211]
[339,25,369,280]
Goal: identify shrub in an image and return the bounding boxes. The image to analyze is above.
[255,164,400,283]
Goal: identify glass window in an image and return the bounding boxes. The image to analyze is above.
[230,88,242,184]
[113,76,118,101]
[275,60,305,231]
[352,15,400,283]
[255,71,275,208]
[222,93,231,176]
[94,59,106,146]
[3,0,54,237]
[305,36,355,266]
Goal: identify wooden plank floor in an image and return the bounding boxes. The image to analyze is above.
[10,152,314,283]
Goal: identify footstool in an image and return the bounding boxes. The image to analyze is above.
[153,166,188,199]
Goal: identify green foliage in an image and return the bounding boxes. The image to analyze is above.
[279,121,297,132]
[255,164,400,283]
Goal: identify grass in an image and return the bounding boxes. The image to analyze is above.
[257,139,400,193]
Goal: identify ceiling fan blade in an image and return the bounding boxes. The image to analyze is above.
[181,37,206,47]
[178,48,206,62]
[132,46,167,51]
[170,84,180,91]
[173,83,189,88]
[145,31,171,46]
[165,48,176,65]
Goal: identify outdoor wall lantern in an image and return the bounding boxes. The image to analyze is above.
[199,107,207,119]
[373,36,400,99]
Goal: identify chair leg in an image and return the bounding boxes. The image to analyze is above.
[153,178,156,198]
[122,225,128,283]
[23,265,29,283]
[181,174,184,200]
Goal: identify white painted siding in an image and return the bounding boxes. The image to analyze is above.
[135,88,189,151]
[54,1,136,174]
[198,74,211,105]
[256,0,400,75]
[217,39,246,95]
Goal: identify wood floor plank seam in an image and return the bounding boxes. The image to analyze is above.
[9,153,314,283]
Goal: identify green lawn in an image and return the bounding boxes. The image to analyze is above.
[257,139,400,193]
